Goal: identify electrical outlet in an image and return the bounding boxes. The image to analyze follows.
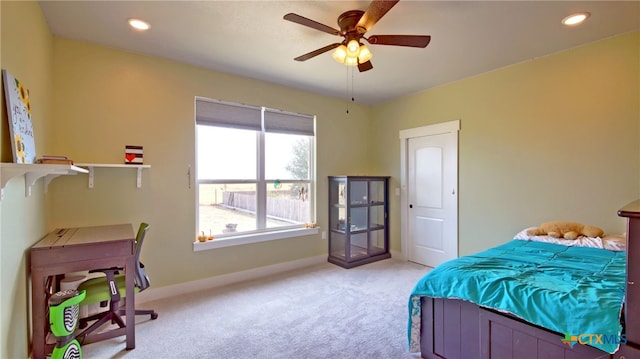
[321,231,327,240]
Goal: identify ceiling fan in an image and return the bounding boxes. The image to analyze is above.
[283,0,431,72]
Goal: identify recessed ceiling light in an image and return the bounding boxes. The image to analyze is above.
[562,12,590,26]
[128,18,150,31]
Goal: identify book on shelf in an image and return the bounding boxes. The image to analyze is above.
[37,155,74,165]
[40,155,69,160]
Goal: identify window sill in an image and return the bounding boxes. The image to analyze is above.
[193,227,319,251]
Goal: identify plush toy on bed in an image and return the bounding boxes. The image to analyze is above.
[526,221,604,240]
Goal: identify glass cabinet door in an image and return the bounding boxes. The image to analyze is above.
[369,229,385,255]
[369,180,385,204]
[350,232,368,259]
[350,207,368,231]
[329,178,347,232]
[369,204,384,229]
[330,206,347,231]
[349,180,368,205]
[329,179,346,206]
[330,232,346,259]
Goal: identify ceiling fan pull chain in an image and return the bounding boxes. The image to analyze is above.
[346,66,350,115]
[351,66,355,103]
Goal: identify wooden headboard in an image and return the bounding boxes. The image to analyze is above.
[617,200,640,345]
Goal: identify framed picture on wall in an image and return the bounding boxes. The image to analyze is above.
[2,69,37,164]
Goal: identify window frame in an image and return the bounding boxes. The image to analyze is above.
[194,98,318,251]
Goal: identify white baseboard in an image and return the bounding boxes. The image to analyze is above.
[390,249,405,261]
[136,254,326,303]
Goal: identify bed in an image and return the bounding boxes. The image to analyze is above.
[408,200,640,359]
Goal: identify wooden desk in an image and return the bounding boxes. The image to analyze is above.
[30,224,136,359]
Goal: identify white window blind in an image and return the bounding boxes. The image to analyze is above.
[196,97,315,135]
[195,98,261,131]
[263,108,315,136]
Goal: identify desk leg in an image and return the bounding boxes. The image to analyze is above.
[125,256,136,350]
[31,270,46,359]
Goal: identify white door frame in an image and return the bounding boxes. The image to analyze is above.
[399,120,460,262]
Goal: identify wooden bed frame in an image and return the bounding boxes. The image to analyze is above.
[418,200,640,359]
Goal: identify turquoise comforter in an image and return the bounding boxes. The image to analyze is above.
[408,239,626,354]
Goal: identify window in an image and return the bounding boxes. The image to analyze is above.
[195,98,316,247]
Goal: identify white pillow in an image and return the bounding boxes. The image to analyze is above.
[514,227,626,252]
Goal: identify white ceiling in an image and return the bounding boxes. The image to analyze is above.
[39,1,639,105]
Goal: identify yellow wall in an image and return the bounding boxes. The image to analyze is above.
[0,2,54,358]
[372,31,640,255]
[1,1,639,358]
[46,36,372,288]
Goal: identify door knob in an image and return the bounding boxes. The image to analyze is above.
[409,204,413,208]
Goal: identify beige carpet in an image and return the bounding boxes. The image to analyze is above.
[81,258,429,359]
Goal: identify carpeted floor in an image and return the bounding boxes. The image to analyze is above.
[81,258,429,358]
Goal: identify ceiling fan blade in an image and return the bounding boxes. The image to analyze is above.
[366,35,431,48]
[358,60,374,72]
[356,0,399,33]
[294,43,342,62]
[283,13,341,36]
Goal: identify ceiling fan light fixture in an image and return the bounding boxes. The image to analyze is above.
[344,56,358,66]
[561,12,590,26]
[332,45,348,64]
[357,44,372,63]
[346,39,360,57]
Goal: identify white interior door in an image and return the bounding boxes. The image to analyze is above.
[405,126,458,267]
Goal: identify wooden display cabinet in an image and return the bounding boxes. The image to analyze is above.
[328,176,390,268]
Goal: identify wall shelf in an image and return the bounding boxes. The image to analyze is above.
[74,163,151,188]
[0,163,89,199]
